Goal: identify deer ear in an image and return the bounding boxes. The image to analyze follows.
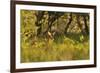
[48,31,51,36]
[53,32,55,36]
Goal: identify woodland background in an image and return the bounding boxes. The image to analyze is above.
[21,10,90,62]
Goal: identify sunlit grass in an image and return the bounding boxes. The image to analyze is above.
[21,34,89,63]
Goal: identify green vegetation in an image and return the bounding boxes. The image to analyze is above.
[20,10,90,63]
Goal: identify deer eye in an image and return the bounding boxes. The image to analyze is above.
[26,34,28,36]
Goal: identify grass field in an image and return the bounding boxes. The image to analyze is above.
[21,33,89,63]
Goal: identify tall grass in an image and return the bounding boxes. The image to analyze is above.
[21,34,89,63]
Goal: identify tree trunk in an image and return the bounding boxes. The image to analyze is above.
[82,15,89,35]
[64,13,72,34]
